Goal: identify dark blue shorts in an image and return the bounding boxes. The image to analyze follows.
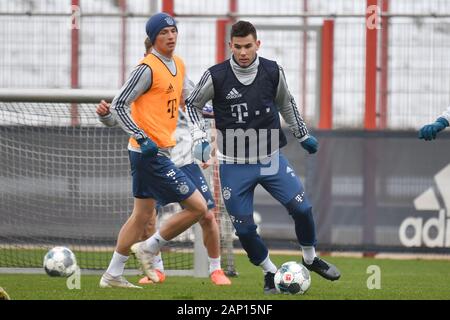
[180,163,215,210]
[129,151,196,206]
[219,152,305,215]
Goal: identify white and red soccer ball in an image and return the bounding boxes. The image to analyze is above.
[274,261,311,294]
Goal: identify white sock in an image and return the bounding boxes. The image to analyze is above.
[259,255,278,274]
[301,246,317,265]
[144,231,168,254]
[153,253,164,272]
[106,251,129,277]
[208,256,221,274]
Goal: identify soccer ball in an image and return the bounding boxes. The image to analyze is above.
[274,261,311,294]
[43,246,77,277]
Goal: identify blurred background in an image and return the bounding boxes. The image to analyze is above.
[1,0,450,263]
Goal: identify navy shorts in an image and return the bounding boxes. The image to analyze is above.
[129,151,196,206]
[219,152,305,215]
[180,163,215,210]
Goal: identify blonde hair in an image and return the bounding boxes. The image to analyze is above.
[144,37,152,54]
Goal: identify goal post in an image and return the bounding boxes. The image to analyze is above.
[0,89,236,277]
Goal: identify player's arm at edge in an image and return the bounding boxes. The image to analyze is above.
[275,65,318,154]
[418,105,450,141]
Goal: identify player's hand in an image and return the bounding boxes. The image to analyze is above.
[418,117,449,141]
[300,136,319,154]
[96,100,111,116]
[193,139,211,163]
[137,137,159,157]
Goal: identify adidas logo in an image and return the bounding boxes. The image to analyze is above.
[166,84,174,94]
[287,166,295,177]
[399,163,450,248]
[226,88,242,100]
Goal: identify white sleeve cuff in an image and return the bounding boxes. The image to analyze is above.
[297,135,310,143]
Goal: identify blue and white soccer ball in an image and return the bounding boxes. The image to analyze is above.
[274,261,311,294]
[43,246,77,277]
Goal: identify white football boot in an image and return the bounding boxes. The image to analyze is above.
[131,242,160,283]
[99,272,142,289]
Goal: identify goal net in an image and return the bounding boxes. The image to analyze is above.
[0,89,236,277]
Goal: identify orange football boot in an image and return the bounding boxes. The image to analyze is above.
[210,269,231,285]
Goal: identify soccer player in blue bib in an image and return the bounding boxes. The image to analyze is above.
[186,21,340,293]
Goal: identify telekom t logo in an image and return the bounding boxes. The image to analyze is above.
[167,99,177,119]
[399,164,450,248]
[230,103,248,124]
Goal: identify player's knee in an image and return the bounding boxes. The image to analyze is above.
[286,196,313,219]
[230,214,258,237]
[199,210,216,227]
[132,206,155,223]
[234,223,258,238]
[183,192,208,220]
[290,205,312,219]
[193,200,208,220]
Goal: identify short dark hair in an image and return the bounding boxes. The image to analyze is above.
[230,21,257,40]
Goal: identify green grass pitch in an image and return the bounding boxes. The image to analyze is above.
[1,254,450,300]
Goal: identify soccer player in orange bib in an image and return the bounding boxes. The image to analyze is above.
[100,13,228,288]
[98,38,230,286]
